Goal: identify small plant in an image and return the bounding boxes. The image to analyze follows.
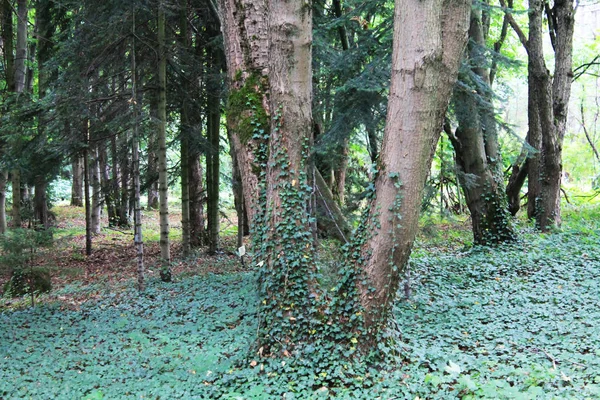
[0,228,54,306]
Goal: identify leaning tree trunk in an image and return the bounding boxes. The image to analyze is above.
[157,3,170,262]
[449,7,514,245]
[355,0,470,336]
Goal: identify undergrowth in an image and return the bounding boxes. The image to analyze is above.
[1,207,600,399]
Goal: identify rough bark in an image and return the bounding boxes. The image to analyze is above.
[157,3,170,262]
[356,0,470,333]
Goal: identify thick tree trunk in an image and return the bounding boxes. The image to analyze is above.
[356,0,470,334]
[71,156,84,207]
[450,7,514,245]
[33,179,49,228]
[256,0,315,354]
[157,4,170,262]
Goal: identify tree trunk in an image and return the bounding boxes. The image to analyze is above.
[99,144,116,226]
[256,0,315,354]
[84,145,92,256]
[71,156,84,207]
[219,0,270,232]
[15,0,27,93]
[315,168,351,243]
[449,7,514,245]
[146,93,159,210]
[356,0,470,334]
[118,135,130,227]
[157,3,170,262]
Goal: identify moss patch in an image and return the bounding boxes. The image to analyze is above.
[226,72,270,145]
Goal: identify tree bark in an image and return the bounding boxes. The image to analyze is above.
[189,152,206,247]
[206,61,221,255]
[356,0,470,333]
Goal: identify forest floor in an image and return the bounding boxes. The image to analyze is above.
[1,204,600,399]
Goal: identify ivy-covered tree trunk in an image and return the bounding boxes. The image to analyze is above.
[449,7,514,245]
[356,0,470,335]
[157,3,170,262]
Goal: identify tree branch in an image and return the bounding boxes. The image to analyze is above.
[499,0,528,51]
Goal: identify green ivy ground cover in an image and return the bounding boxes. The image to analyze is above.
[1,227,600,399]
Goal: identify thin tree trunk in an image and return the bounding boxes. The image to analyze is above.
[84,143,92,256]
[147,91,160,210]
[131,13,144,291]
[118,135,131,227]
[109,136,120,226]
[158,3,170,262]
[99,144,116,225]
[189,153,206,247]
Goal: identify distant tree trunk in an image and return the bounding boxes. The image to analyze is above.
[71,156,84,207]
[449,7,514,245]
[91,146,102,234]
[229,133,246,247]
[356,0,470,334]
[147,93,160,210]
[12,171,21,228]
[189,153,206,247]
[157,3,170,263]
[0,171,7,234]
[83,144,92,256]
[118,135,131,227]
[15,0,27,93]
[109,136,120,226]
[33,179,49,228]
[99,144,116,226]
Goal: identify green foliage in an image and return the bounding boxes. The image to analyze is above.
[227,73,270,146]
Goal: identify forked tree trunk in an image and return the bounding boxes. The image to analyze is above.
[356,0,470,334]
[449,7,514,245]
[157,3,170,262]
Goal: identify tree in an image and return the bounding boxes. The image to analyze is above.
[220,0,470,354]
